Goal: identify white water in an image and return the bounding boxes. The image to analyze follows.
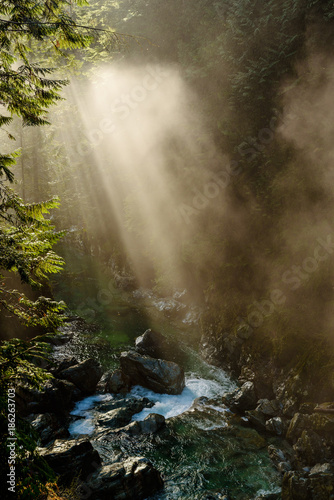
[69,394,112,436]
[68,372,235,436]
[130,374,232,421]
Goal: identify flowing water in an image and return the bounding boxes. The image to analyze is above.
[52,248,282,499]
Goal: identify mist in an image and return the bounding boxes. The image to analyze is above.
[49,61,231,299]
[8,0,334,362]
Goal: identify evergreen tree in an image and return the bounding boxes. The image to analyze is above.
[0,2,95,498]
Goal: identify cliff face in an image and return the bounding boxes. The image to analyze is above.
[201,326,334,499]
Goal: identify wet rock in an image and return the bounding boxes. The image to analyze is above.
[57,358,103,394]
[282,397,299,418]
[105,369,131,394]
[26,412,69,445]
[97,369,131,394]
[268,445,292,473]
[110,413,166,436]
[38,438,101,486]
[84,456,163,500]
[120,351,185,395]
[201,494,229,499]
[265,416,286,436]
[96,399,151,429]
[245,408,266,430]
[229,382,257,412]
[245,399,281,431]
[96,371,112,393]
[135,329,185,365]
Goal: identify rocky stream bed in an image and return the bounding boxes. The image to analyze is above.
[18,272,334,499]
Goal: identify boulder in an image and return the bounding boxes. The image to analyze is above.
[17,378,76,417]
[96,399,151,429]
[245,408,266,430]
[57,358,103,394]
[229,382,257,412]
[84,456,163,500]
[104,369,131,394]
[115,413,166,436]
[38,438,101,486]
[135,329,185,364]
[245,399,280,431]
[256,399,280,417]
[265,416,286,436]
[120,351,185,395]
[268,445,292,474]
[51,357,78,376]
[26,412,69,445]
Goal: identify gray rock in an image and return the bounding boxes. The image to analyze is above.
[230,382,257,412]
[135,329,185,364]
[57,358,103,394]
[121,413,166,435]
[26,412,69,445]
[265,416,285,436]
[268,445,292,473]
[51,357,78,376]
[85,456,163,500]
[120,351,185,395]
[309,463,333,476]
[105,369,131,394]
[245,408,266,429]
[96,399,150,429]
[256,399,280,417]
[38,438,101,486]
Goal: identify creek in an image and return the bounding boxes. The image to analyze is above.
[52,248,282,499]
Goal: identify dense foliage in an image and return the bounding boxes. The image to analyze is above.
[0,1,92,498]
